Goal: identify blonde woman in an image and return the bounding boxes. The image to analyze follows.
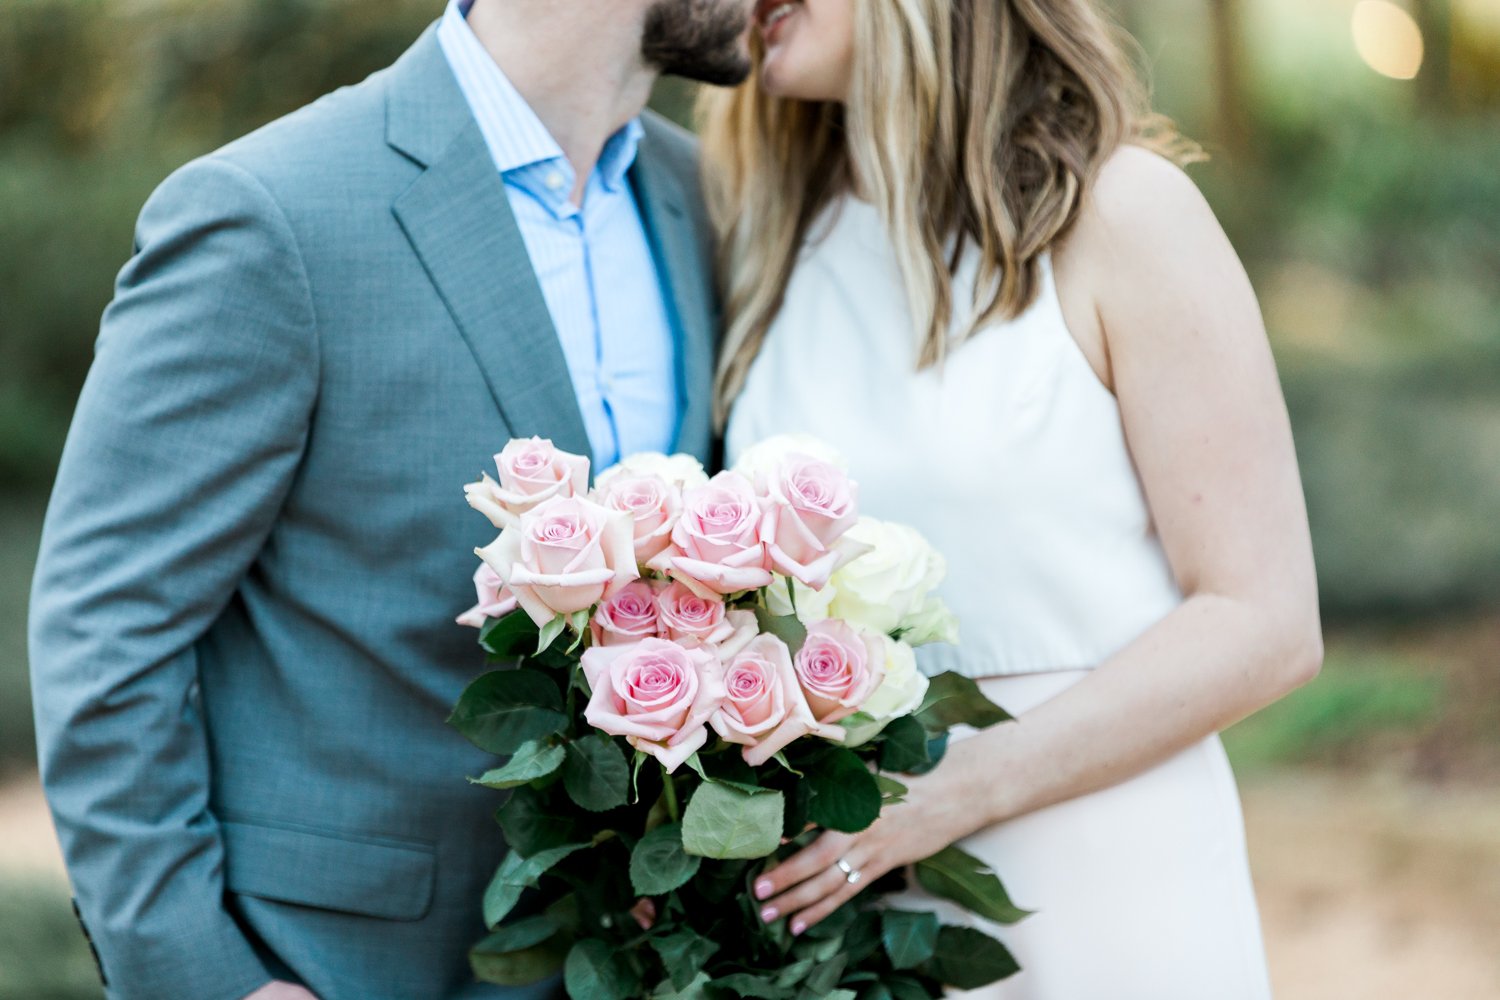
[711,1,1322,996]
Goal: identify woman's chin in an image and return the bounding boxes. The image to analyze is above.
[758,57,841,102]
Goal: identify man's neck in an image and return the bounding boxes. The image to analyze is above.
[468,0,658,203]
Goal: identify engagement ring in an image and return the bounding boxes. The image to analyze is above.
[836,857,863,885]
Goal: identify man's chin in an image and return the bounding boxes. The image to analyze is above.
[664,48,753,88]
[642,0,756,88]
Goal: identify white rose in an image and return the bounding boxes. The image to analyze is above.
[899,595,960,647]
[595,452,709,491]
[861,637,929,720]
[826,518,946,635]
[731,433,849,490]
[764,574,836,624]
[840,637,930,746]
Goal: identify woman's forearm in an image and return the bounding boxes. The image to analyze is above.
[942,592,1322,836]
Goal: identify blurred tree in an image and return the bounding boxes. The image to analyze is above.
[1413,0,1454,111]
[1206,0,1254,160]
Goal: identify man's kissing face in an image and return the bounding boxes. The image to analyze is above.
[641,0,757,87]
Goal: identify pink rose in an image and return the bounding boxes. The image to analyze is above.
[591,580,663,647]
[647,471,773,599]
[466,437,590,529]
[715,609,761,660]
[794,620,887,735]
[596,474,681,563]
[476,496,637,627]
[455,561,519,628]
[762,456,864,589]
[710,634,819,766]
[655,582,734,645]
[582,638,725,773]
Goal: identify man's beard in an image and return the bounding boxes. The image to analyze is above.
[641,0,753,87]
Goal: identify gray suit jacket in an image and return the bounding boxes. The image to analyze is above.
[28,25,717,1000]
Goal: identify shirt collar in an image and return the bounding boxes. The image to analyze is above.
[438,0,644,195]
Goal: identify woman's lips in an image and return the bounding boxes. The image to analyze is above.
[755,0,799,43]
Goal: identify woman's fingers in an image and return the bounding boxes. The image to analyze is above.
[788,874,867,934]
[753,831,849,903]
[759,860,850,926]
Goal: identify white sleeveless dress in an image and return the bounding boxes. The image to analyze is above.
[726,197,1274,999]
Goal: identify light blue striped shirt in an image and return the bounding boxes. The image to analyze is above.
[437,0,680,469]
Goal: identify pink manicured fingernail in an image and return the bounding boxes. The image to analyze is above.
[760,906,778,923]
[754,879,773,900]
[791,919,807,936]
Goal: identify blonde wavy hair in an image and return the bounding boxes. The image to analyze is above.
[701,0,1199,426]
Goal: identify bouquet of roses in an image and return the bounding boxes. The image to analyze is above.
[451,434,1027,999]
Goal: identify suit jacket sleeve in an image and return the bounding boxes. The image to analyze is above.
[29,155,319,1000]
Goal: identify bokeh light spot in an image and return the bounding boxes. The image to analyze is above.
[1351,1,1425,81]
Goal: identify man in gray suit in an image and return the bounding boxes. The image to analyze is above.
[28,1,753,997]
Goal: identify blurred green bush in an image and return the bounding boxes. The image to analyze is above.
[2,498,44,769]
[0,877,102,1000]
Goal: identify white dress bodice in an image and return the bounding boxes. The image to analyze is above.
[725,196,1183,678]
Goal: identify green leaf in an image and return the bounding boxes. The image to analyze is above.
[792,932,845,964]
[689,854,748,903]
[914,672,1012,732]
[632,749,650,804]
[914,845,1032,925]
[471,739,567,790]
[496,786,581,857]
[842,908,884,965]
[877,715,931,773]
[681,752,709,781]
[802,900,859,940]
[802,748,882,833]
[920,926,1020,989]
[798,954,848,998]
[753,605,808,654]
[681,782,785,859]
[564,938,639,1000]
[880,909,940,970]
[470,914,570,986]
[652,971,712,1000]
[630,823,702,896]
[479,612,540,658]
[563,735,631,812]
[708,972,790,998]
[772,958,816,989]
[707,777,776,797]
[769,751,803,775]
[482,842,590,928]
[537,614,568,655]
[566,608,591,653]
[874,773,909,804]
[448,669,567,755]
[545,893,582,933]
[649,927,719,991]
[884,977,936,1000]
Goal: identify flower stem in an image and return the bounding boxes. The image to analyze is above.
[663,773,680,823]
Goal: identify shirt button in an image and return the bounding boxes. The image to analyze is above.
[545,172,566,192]
[600,374,615,395]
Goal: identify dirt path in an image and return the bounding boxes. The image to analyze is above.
[1243,772,1500,1000]
[4,770,1500,997]
[0,773,67,883]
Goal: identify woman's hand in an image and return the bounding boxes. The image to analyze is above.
[752,764,981,935]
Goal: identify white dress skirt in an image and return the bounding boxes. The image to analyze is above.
[725,195,1275,998]
[886,671,1273,1000]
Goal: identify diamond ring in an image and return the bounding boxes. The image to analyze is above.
[835,857,863,885]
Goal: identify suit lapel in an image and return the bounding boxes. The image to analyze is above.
[631,130,717,464]
[386,29,591,459]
